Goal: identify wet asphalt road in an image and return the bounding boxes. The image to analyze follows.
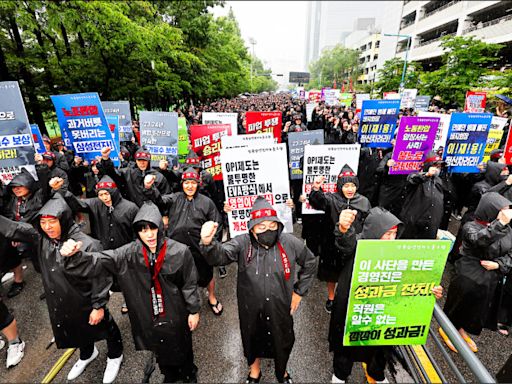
[1,219,511,383]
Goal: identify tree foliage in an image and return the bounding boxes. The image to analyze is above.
[374,57,423,95]
[306,44,360,90]
[0,1,275,133]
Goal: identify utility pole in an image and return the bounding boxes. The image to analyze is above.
[249,37,257,93]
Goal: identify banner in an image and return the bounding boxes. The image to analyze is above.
[482,129,504,163]
[245,111,282,143]
[288,131,324,180]
[101,101,133,141]
[321,87,331,101]
[306,103,317,123]
[324,89,341,106]
[417,111,451,151]
[414,96,431,112]
[202,112,238,136]
[30,124,46,154]
[308,91,322,103]
[390,116,439,175]
[190,124,231,181]
[344,240,450,346]
[400,89,418,109]
[105,115,121,156]
[222,133,274,149]
[356,94,370,113]
[302,144,360,214]
[339,93,352,108]
[221,143,293,237]
[0,81,36,184]
[178,117,189,164]
[443,112,492,173]
[490,116,508,131]
[139,111,178,167]
[51,92,120,166]
[504,129,512,165]
[383,92,400,100]
[464,91,486,113]
[358,99,401,148]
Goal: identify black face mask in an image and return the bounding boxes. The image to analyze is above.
[256,229,279,248]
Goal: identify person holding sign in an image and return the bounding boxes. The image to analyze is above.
[199,197,317,383]
[308,165,371,314]
[443,192,512,352]
[330,207,443,383]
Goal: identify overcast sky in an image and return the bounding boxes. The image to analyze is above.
[213,1,387,82]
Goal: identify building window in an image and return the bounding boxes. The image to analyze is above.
[373,54,378,61]
[376,41,380,48]
[368,42,372,49]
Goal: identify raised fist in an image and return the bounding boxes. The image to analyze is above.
[60,239,83,257]
[159,160,169,170]
[49,177,64,191]
[200,221,218,246]
[101,147,111,160]
[338,209,358,233]
[312,175,325,191]
[34,153,43,164]
[144,174,157,190]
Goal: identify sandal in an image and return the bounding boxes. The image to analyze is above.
[208,300,223,316]
[246,372,261,383]
[498,323,509,337]
[462,334,478,353]
[438,327,457,353]
[121,303,129,315]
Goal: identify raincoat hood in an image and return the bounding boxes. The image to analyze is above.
[133,201,165,250]
[95,175,121,206]
[8,168,37,193]
[485,162,507,185]
[337,164,359,191]
[37,194,75,240]
[247,196,283,233]
[361,207,404,240]
[475,192,511,223]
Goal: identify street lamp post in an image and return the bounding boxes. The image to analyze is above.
[249,37,257,93]
[384,33,412,93]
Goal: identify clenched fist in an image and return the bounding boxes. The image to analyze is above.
[144,174,156,190]
[338,209,358,233]
[49,177,64,191]
[312,175,325,191]
[159,160,169,170]
[201,221,218,246]
[101,147,111,160]
[60,239,83,257]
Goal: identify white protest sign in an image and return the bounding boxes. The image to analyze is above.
[221,143,293,237]
[417,111,452,151]
[400,89,418,109]
[221,133,274,149]
[306,103,317,123]
[302,144,361,214]
[202,112,238,136]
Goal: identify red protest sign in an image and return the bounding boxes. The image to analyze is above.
[464,91,486,113]
[308,91,321,103]
[504,129,512,165]
[245,111,282,143]
[190,124,231,180]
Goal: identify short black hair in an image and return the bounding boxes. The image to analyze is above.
[134,220,158,233]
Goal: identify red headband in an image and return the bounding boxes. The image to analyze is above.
[42,152,56,160]
[182,172,200,182]
[40,215,57,219]
[492,152,504,159]
[425,156,442,163]
[96,181,117,190]
[339,171,356,178]
[135,152,151,160]
[388,225,398,231]
[251,208,277,220]
[186,157,200,165]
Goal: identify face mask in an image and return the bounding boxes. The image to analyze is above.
[257,229,279,248]
[501,174,509,181]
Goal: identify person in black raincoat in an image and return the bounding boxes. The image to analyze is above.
[35,152,69,193]
[308,164,371,313]
[8,195,124,382]
[99,147,170,207]
[199,196,317,383]
[375,149,407,218]
[399,152,446,240]
[330,206,443,382]
[143,167,224,315]
[42,135,70,172]
[470,161,509,211]
[442,192,512,353]
[358,148,384,207]
[60,202,201,383]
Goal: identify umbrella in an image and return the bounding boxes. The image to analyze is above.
[496,94,512,105]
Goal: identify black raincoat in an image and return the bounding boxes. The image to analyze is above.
[65,202,201,365]
[376,151,407,218]
[200,222,317,381]
[444,192,512,335]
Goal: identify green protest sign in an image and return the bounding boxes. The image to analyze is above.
[339,93,352,108]
[344,240,449,346]
[178,117,189,164]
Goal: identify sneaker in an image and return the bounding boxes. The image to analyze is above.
[103,354,123,384]
[297,218,302,224]
[67,346,99,380]
[1,272,14,284]
[325,299,334,314]
[7,282,25,298]
[6,340,25,368]
[331,374,345,383]
[219,266,228,279]
[0,339,4,351]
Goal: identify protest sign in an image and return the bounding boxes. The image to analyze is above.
[139,111,178,167]
[464,91,486,113]
[308,91,322,103]
[356,94,370,113]
[178,117,189,164]
[490,116,508,131]
[245,111,282,143]
[339,93,352,108]
[344,240,450,346]
[482,129,504,163]
[306,103,317,122]
[417,111,451,151]
[105,115,121,155]
[0,81,36,184]
[101,101,133,141]
[383,92,400,100]
[358,99,401,148]
[288,131,324,180]
[221,143,293,237]
[30,124,46,154]
[324,89,341,106]
[301,144,360,214]
[51,92,120,166]
[321,87,331,101]
[443,112,492,173]
[390,116,439,175]
[202,112,238,136]
[221,133,274,149]
[400,89,418,109]
[504,130,512,165]
[414,96,431,112]
[190,124,231,181]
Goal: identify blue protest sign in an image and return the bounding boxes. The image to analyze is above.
[101,101,133,141]
[358,99,400,148]
[139,111,178,167]
[443,112,492,173]
[50,93,119,166]
[30,124,46,154]
[287,130,324,180]
[0,81,36,184]
[106,115,121,155]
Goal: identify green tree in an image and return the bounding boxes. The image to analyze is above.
[250,55,278,93]
[419,35,504,107]
[373,57,423,95]
[307,44,360,90]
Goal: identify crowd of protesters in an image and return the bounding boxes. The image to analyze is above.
[0,90,511,383]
